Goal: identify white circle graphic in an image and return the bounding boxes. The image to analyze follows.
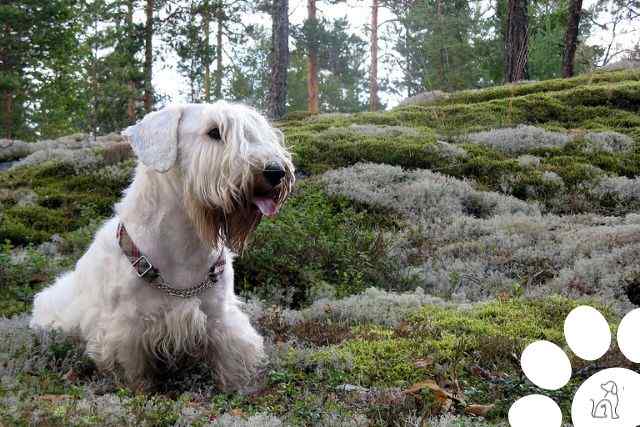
[618,308,640,363]
[571,367,640,427]
[509,394,562,427]
[521,340,572,390]
[564,305,611,360]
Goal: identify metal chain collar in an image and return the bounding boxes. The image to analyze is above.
[117,222,225,298]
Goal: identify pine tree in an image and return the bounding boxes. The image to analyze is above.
[504,0,529,82]
[562,0,584,77]
[268,0,289,119]
[369,0,380,111]
[306,0,320,114]
[0,0,80,139]
[143,0,154,112]
[86,0,145,134]
[289,17,367,112]
[214,2,224,99]
[383,0,479,93]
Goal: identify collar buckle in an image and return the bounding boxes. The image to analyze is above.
[118,222,223,297]
[132,255,153,278]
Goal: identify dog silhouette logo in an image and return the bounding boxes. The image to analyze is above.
[590,380,620,419]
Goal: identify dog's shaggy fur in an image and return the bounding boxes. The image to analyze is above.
[30,102,294,390]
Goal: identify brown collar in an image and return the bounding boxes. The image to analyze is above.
[117,222,225,298]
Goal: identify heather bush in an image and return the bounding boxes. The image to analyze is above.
[1,133,129,171]
[304,112,352,122]
[10,147,101,171]
[0,316,91,384]
[541,171,564,186]
[209,413,284,426]
[254,287,455,329]
[466,125,571,155]
[436,140,468,158]
[0,139,36,161]
[323,163,640,307]
[0,134,94,163]
[592,176,640,202]
[583,131,635,153]
[92,159,135,183]
[346,123,422,138]
[322,163,538,221]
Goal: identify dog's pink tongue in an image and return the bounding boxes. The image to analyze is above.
[253,197,278,217]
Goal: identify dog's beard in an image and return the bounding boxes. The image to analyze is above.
[185,162,294,253]
[185,193,262,253]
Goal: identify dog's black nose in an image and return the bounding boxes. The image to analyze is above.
[263,164,286,187]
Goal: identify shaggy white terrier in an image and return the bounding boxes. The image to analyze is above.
[30,102,294,390]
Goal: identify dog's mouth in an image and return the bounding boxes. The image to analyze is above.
[251,192,280,218]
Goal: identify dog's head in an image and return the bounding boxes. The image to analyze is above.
[122,102,295,252]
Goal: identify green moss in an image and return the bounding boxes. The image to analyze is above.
[432,69,640,106]
[304,297,582,389]
[261,296,616,423]
[543,156,604,188]
[289,125,440,173]
[0,161,128,245]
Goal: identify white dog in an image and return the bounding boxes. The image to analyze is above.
[30,102,294,390]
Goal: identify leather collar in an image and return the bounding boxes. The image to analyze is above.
[117,222,225,298]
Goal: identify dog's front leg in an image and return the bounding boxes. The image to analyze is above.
[88,319,156,391]
[206,303,265,392]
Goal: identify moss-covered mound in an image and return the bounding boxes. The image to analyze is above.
[283,69,640,216]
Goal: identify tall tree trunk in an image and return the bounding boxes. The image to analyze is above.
[90,14,99,137]
[436,0,449,89]
[203,0,211,102]
[1,15,14,139]
[2,89,12,139]
[403,19,413,97]
[268,0,289,120]
[307,0,319,114]
[143,0,154,112]
[369,0,379,111]
[504,0,529,83]
[562,0,583,78]
[215,5,223,99]
[126,0,136,123]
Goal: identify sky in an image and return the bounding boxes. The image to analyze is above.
[153,0,639,109]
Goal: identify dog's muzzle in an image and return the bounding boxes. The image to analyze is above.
[252,162,291,218]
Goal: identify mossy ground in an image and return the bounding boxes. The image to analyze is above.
[1,69,639,425]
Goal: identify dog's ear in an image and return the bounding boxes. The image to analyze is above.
[122,106,183,173]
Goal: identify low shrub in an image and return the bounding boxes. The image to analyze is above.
[235,181,415,308]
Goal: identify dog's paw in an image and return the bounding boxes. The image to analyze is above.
[509,306,640,427]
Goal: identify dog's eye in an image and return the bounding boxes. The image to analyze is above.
[208,127,222,141]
